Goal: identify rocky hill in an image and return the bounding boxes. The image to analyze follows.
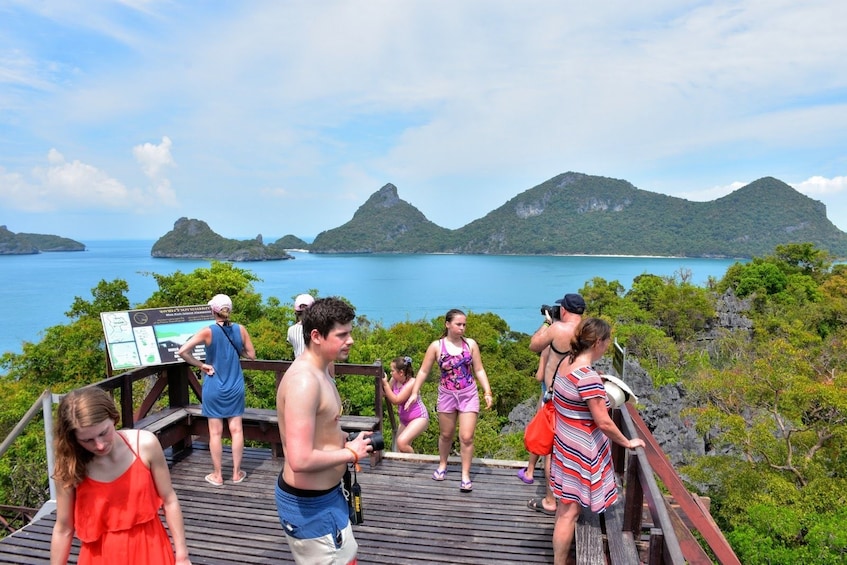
[151,218,294,261]
[310,184,452,253]
[0,225,85,254]
[311,173,847,258]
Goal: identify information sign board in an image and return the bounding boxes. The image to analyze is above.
[100,305,214,370]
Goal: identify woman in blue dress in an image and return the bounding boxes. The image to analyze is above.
[178,294,256,486]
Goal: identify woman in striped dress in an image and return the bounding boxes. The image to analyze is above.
[549,318,645,565]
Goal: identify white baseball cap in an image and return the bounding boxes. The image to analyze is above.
[294,294,315,312]
[208,294,233,314]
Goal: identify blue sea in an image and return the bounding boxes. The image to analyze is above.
[0,240,740,356]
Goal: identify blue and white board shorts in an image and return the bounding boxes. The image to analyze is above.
[275,478,358,565]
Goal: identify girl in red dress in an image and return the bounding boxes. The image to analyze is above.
[50,387,191,565]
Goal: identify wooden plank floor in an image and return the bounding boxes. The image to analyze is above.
[0,444,560,564]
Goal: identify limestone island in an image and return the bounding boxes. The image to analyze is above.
[0,225,86,255]
[151,218,296,261]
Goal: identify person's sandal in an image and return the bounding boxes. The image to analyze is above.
[527,497,556,516]
[517,468,534,484]
[431,468,447,481]
[460,480,473,492]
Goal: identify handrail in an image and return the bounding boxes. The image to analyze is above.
[624,404,741,565]
[0,390,51,459]
[0,358,393,536]
[614,403,741,564]
[0,389,57,510]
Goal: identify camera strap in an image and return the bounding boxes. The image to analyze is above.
[343,465,364,525]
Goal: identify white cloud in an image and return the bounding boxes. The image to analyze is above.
[258,187,290,198]
[792,175,847,196]
[678,181,748,202]
[2,2,846,237]
[0,144,179,212]
[133,136,175,178]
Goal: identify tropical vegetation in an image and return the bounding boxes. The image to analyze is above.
[1,243,846,563]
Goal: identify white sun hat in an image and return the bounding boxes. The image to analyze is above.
[602,373,638,410]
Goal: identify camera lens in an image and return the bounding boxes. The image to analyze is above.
[347,431,385,452]
[370,432,384,452]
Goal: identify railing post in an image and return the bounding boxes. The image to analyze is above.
[119,378,134,429]
[623,449,644,535]
[648,528,666,565]
[372,359,384,434]
[167,365,192,456]
[43,391,56,501]
[167,364,191,408]
[611,409,625,471]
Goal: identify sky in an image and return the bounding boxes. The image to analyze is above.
[1,1,846,242]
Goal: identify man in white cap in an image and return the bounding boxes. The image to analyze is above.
[287,293,315,358]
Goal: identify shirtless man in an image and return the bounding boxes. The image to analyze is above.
[275,297,371,565]
[523,293,585,516]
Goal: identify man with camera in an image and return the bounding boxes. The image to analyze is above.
[521,293,586,516]
[274,297,373,565]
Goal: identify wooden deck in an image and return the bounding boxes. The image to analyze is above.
[0,444,562,564]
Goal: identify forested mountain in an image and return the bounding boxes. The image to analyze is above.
[310,184,452,253]
[310,173,847,258]
[151,218,294,261]
[0,225,85,254]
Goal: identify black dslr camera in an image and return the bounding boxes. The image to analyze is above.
[347,431,385,452]
[540,304,561,321]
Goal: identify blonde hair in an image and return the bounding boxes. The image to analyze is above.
[52,388,120,489]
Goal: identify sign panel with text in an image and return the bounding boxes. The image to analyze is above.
[101,305,214,370]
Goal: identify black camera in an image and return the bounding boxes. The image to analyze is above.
[347,431,384,452]
[540,304,561,320]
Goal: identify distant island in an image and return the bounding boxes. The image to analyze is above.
[151,218,300,261]
[309,173,847,259]
[0,226,86,255]
[152,172,847,259]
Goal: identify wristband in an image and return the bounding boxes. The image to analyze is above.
[345,446,360,471]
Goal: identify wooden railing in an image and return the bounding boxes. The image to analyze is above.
[99,360,392,460]
[0,358,393,526]
[606,405,741,565]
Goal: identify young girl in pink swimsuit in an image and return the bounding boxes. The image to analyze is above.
[381,356,430,453]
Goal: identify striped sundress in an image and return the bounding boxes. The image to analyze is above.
[549,365,618,513]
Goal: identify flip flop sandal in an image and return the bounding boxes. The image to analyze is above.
[232,471,247,484]
[527,497,556,516]
[460,480,473,493]
[431,468,447,481]
[204,473,224,487]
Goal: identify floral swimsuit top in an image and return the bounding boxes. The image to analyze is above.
[438,338,474,391]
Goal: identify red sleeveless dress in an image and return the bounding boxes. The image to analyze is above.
[74,431,175,564]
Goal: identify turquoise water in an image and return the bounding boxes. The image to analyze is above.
[0,240,740,355]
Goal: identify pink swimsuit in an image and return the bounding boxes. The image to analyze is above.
[393,380,429,426]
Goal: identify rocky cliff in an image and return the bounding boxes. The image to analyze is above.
[505,289,753,469]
